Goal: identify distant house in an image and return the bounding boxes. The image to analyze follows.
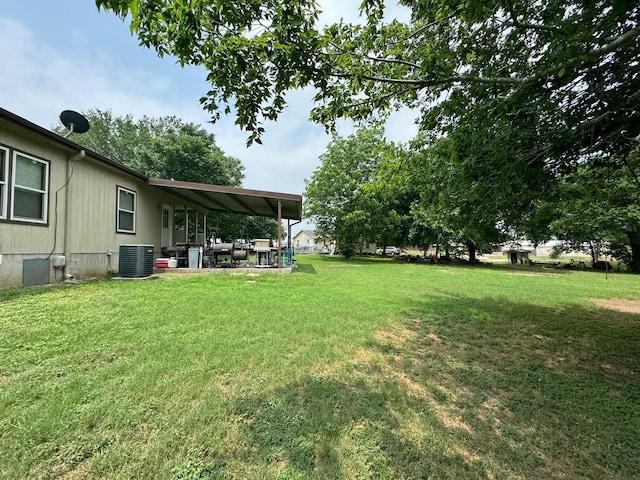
[293,229,333,254]
[0,108,301,288]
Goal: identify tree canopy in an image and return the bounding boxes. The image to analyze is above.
[57,109,244,186]
[96,0,639,160]
[304,126,389,256]
[305,125,419,257]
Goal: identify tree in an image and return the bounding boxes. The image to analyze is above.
[364,143,416,252]
[535,150,640,271]
[58,109,244,186]
[207,213,280,244]
[408,136,510,262]
[323,1,639,167]
[304,126,396,256]
[96,0,323,145]
[96,0,639,163]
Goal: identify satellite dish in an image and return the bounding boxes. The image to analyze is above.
[60,110,90,137]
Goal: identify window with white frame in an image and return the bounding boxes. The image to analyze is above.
[117,186,136,233]
[0,146,7,219]
[11,152,49,223]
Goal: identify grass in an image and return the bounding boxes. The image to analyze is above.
[1,255,639,479]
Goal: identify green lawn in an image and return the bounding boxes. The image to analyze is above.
[1,255,639,479]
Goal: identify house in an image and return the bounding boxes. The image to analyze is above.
[0,108,302,288]
[292,229,334,254]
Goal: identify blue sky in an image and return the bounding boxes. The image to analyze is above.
[0,1,416,233]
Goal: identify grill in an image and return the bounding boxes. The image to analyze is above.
[232,249,248,261]
[211,242,234,255]
[209,243,248,267]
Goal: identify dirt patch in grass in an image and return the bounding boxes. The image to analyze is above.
[592,298,640,314]
[352,347,376,364]
[0,374,13,387]
[58,460,94,480]
[507,271,561,276]
[426,333,442,343]
[375,329,414,348]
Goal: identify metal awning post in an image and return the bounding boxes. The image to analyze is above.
[184,205,189,243]
[195,210,199,243]
[277,200,282,268]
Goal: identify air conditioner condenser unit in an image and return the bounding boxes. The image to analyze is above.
[118,244,154,278]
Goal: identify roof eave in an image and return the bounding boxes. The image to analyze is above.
[0,107,147,181]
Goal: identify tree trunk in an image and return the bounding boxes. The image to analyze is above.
[589,241,597,265]
[467,243,477,263]
[628,231,640,272]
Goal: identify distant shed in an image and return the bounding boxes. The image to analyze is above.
[503,247,533,264]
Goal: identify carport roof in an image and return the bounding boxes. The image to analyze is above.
[148,177,303,220]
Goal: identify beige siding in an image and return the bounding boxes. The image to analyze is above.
[66,158,154,254]
[0,118,203,286]
[66,159,198,254]
[0,124,67,255]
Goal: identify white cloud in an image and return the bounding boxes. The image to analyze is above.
[0,18,193,127]
[0,16,325,197]
[385,108,420,144]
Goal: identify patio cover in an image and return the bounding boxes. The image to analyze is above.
[148,178,303,220]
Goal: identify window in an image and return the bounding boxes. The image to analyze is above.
[117,186,136,233]
[162,208,169,229]
[11,152,49,223]
[0,147,7,219]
